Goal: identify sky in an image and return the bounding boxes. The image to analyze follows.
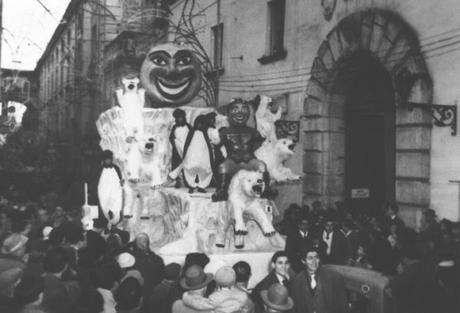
[2,0,72,71]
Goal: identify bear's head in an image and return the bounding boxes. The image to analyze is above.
[275,138,296,161]
[122,76,140,93]
[138,137,157,160]
[238,170,265,199]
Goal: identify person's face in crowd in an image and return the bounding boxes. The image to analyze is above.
[272,256,290,277]
[370,217,381,231]
[54,206,64,218]
[287,210,297,223]
[135,234,150,251]
[386,206,396,217]
[304,251,320,274]
[325,221,334,233]
[298,219,310,233]
[37,208,49,224]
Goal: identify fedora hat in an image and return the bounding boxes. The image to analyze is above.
[261,283,294,311]
[180,265,213,290]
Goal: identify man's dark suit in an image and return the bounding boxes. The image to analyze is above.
[290,268,349,313]
[322,230,350,265]
[252,270,289,313]
[285,231,315,272]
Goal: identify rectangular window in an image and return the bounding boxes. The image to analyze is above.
[211,23,224,70]
[269,0,285,55]
[259,0,287,64]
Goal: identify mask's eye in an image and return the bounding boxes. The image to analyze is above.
[150,54,167,65]
[177,55,192,65]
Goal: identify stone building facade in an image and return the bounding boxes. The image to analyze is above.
[35,0,123,142]
[36,0,168,142]
[168,0,460,227]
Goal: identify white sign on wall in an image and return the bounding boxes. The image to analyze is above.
[351,188,370,199]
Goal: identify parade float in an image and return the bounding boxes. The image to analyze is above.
[90,42,301,286]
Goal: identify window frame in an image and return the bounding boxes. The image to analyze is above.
[258,0,287,64]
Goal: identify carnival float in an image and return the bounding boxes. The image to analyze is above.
[87,42,301,285]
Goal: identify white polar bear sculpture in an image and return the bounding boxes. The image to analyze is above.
[159,169,284,254]
[218,169,277,248]
[254,95,282,142]
[255,138,301,183]
[116,76,145,141]
[124,136,165,218]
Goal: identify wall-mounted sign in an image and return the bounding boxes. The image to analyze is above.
[351,188,370,199]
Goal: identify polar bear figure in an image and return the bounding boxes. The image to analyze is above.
[254,95,282,142]
[124,136,164,218]
[116,76,145,141]
[216,169,276,248]
[255,138,301,183]
[159,170,282,254]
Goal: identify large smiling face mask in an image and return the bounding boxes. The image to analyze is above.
[140,43,202,107]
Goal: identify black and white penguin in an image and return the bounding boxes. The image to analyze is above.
[169,109,191,187]
[182,114,214,193]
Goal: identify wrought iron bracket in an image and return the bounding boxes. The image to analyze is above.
[403,102,457,136]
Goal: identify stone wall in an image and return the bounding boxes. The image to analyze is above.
[168,0,460,224]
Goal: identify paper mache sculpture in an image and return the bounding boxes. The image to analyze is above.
[169,109,191,187]
[94,42,295,256]
[182,113,216,193]
[140,43,202,107]
[211,98,276,202]
[116,75,145,141]
[98,150,123,225]
[254,95,282,142]
[158,170,284,254]
[255,138,301,182]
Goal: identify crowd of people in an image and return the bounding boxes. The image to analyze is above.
[0,192,459,313]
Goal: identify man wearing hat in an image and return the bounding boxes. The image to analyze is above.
[208,266,254,313]
[261,283,293,313]
[172,264,215,313]
[117,252,144,286]
[253,251,292,313]
[290,246,349,313]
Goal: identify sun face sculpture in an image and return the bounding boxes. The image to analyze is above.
[140,43,202,107]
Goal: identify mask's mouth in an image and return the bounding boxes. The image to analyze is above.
[288,143,296,151]
[155,76,191,99]
[128,83,136,90]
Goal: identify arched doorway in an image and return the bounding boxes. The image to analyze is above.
[303,10,433,226]
[341,53,395,213]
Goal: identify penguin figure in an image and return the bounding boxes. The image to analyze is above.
[182,114,214,193]
[169,109,191,187]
